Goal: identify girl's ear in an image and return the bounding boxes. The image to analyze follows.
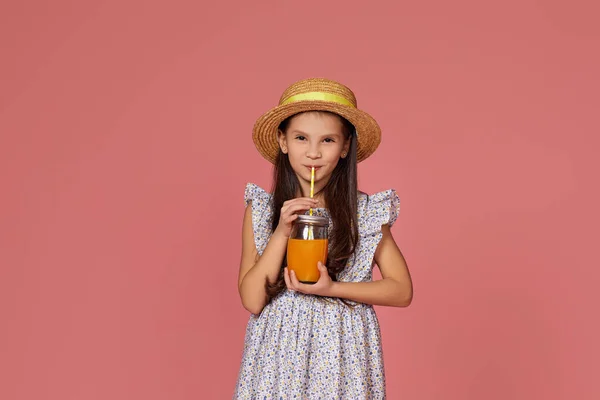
[278,129,288,154]
[342,137,351,157]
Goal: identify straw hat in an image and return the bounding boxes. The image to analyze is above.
[252,78,381,164]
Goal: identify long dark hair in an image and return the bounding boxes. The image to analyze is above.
[265,111,359,301]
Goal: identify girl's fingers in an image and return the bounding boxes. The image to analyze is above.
[283,202,317,217]
[284,197,318,206]
[282,199,319,213]
[283,202,315,213]
[289,270,302,291]
[284,268,292,290]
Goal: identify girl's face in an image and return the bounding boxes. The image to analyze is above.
[278,112,350,194]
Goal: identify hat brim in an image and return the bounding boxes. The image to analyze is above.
[252,101,381,164]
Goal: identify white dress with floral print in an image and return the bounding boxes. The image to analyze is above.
[234,183,400,400]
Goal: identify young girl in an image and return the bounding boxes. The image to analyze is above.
[234,78,413,399]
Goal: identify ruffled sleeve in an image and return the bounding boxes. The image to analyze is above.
[245,183,267,207]
[361,189,400,237]
[243,183,274,254]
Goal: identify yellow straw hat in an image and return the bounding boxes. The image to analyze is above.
[252,78,382,164]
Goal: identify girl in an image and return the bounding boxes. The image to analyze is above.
[235,78,413,399]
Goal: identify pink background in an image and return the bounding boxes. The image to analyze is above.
[1,1,599,399]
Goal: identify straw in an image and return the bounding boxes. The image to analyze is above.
[309,166,315,216]
[308,166,315,240]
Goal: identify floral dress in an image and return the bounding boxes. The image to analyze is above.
[234,183,400,399]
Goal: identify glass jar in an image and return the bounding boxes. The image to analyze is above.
[287,215,329,284]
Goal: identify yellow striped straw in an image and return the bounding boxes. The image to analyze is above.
[308,166,315,240]
[309,166,315,216]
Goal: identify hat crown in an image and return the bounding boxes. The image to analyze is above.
[278,78,357,108]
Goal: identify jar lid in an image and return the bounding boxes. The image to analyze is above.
[297,214,329,226]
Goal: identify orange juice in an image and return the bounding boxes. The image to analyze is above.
[287,238,328,283]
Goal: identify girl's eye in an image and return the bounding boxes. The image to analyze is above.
[295,136,306,141]
[323,138,335,143]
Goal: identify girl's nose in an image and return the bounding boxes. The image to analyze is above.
[306,142,321,159]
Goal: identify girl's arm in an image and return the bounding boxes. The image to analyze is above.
[285,224,413,307]
[238,197,318,315]
[238,203,286,315]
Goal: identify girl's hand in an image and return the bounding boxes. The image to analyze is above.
[274,197,319,238]
[284,262,333,297]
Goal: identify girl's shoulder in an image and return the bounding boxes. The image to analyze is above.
[244,183,273,216]
[244,182,272,205]
[358,188,401,231]
[358,188,399,206]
